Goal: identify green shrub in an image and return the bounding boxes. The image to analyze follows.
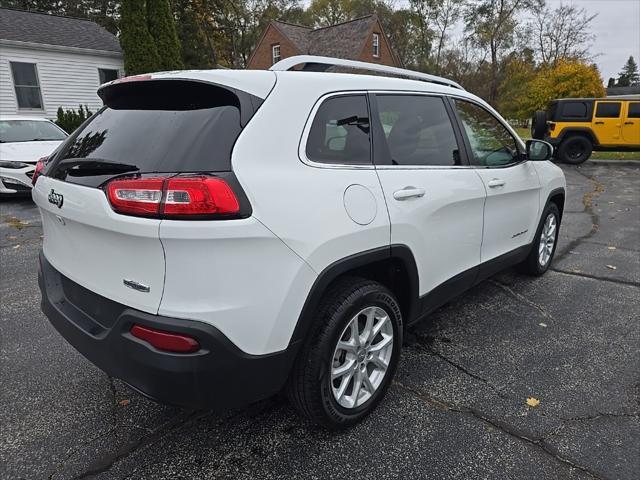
[55,105,94,134]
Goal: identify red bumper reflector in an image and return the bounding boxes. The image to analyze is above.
[130,324,200,353]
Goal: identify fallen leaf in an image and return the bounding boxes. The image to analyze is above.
[118,399,130,406]
[570,268,582,273]
[526,397,540,407]
[606,265,617,270]
[539,322,548,328]
[12,245,20,249]
[607,246,616,250]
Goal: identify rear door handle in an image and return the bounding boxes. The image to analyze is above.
[625,121,634,125]
[595,121,605,125]
[487,179,506,188]
[393,187,425,200]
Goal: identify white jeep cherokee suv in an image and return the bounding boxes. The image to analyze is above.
[34,56,565,429]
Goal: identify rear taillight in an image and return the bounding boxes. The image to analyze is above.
[106,175,241,219]
[32,156,47,185]
[130,324,200,353]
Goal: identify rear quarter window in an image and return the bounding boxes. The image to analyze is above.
[305,95,371,165]
[561,102,589,119]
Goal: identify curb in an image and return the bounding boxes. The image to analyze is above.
[588,159,640,166]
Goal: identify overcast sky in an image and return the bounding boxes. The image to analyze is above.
[388,0,640,83]
[533,0,640,81]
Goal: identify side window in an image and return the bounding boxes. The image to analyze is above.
[595,102,621,118]
[306,95,371,165]
[376,95,461,166]
[561,101,588,119]
[627,102,640,118]
[453,99,519,167]
[98,68,119,85]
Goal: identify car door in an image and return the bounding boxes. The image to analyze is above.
[622,101,640,145]
[451,97,541,266]
[593,101,623,145]
[371,93,486,306]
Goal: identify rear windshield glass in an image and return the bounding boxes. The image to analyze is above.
[48,80,244,184]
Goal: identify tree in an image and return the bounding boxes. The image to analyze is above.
[147,0,184,70]
[120,0,161,74]
[529,1,596,65]
[174,0,215,69]
[431,0,463,74]
[505,59,605,120]
[464,0,534,104]
[617,56,640,87]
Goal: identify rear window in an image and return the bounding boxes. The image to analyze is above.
[629,102,640,118]
[47,80,252,186]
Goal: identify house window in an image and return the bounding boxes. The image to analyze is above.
[372,33,380,57]
[98,68,119,85]
[272,44,281,65]
[10,62,43,110]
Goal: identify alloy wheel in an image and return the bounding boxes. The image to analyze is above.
[538,213,557,267]
[330,306,394,409]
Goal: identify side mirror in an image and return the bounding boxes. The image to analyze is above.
[526,139,553,161]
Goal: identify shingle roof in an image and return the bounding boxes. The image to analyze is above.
[0,8,121,53]
[272,21,311,53]
[308,16,377,59]
[272,15,378,60]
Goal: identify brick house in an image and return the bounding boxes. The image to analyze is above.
[247,14,400,69]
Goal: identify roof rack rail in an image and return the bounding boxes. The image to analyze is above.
[269,55,464,90]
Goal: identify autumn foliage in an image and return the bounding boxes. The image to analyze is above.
[500,59,605,120]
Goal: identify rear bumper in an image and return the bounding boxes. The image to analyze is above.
[38,251,299,410]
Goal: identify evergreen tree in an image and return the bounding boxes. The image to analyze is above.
[174,0,215,69]
[147,0,184,70]
[617,56,639,87]
[120,0,161,74]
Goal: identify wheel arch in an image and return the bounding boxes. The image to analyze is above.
[557,128,599,146]
[290,245,420,346]
[545,187,566,221]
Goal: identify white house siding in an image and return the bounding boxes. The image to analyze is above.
[0,42,123,119]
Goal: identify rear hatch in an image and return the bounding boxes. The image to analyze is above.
[33,74,272,314]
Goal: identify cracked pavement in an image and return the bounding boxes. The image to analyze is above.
[1,162,638,479]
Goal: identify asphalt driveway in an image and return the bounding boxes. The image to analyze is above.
[1,162,638,480]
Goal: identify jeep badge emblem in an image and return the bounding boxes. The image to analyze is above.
[48,189,64,209]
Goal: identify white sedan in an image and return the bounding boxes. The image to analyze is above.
[0,117,68,195]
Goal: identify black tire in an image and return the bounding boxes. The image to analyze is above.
[531,110,547,139]
[286,277,403,429]
[518,203,560,276]
[557,135,592,164]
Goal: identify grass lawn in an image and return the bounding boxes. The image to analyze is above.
[513,127,640,160]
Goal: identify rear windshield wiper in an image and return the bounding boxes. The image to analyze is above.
[55,158,140,177]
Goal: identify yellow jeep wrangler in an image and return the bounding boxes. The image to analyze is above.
[531,97,640,164]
